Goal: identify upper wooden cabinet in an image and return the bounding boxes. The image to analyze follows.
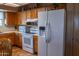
[31,9,38,19]
[26,9,38,19]
[37,8,46,12]
[16,9,38,25]
[26,10,31,19]
[6,8,42,26]
[6,12,16,26]
[18,12,26,21]
[16,12,26,25]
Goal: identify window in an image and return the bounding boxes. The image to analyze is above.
[0,12,4,26]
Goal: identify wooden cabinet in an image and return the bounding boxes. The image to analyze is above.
[15,33,22,48]
[16,12,26,25]
[14,12,21,25]
[33,35,38,55]
[31,9,38,19]
[8,33,15,45]
[26,9,38,19]
[26,10,31,19]
[6,12,27,26]
[6,12,16,26]
[18,33,22,48]
[0,32,22,48]
[6,8,44,26]
[37,8,46,12]
[0,33,15,46]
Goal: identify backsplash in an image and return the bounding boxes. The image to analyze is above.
[0,26,16,32]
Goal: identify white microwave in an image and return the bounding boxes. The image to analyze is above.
[26,22,38,26]
[26,19,38,26]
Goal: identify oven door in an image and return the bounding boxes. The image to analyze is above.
[22,33,33,48]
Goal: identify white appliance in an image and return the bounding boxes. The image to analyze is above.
[30,27,38,34]
[26,19,38,26]
[22,33,33,53]
[38,9,65,56]
[19,26,33,53]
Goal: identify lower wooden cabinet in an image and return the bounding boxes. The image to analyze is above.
[33,35,38,55]
[15,33,22,48]
[8,33,15,46]
[0,32,22,48]
[0,33,15,46]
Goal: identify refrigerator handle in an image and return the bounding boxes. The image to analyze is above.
[45,8,51,43]
[46,21,51,43]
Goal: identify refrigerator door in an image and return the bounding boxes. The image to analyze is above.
[47,9,65,56]
[38,11,47,56]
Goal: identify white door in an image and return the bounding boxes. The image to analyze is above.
[47,9,65,56]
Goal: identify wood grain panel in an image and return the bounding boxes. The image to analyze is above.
[31,9,38,19]
[72,4,79,56]
[0,32,22,48]
[65,4,74,56]
[33,35,38,55]
[6,12,16,26]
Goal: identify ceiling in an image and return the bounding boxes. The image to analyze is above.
[0,3,27,7]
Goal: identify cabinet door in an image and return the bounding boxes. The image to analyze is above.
[8,33,15,46]
[18,33,22,48]
[33,35,38,55]
[31,9,38,19]
[15,33,22,48]
[15,12,21,25]
[73,4,79,55]
[17,12,26,25]
[6,12,16,26]
[26,9,38,19]
[4,33,15,46]
[26,10,31,19]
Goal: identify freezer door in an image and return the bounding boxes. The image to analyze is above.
[38,11,47,27]
[38,36,47,56]
[38,11,47,56]
[47,9,65,56]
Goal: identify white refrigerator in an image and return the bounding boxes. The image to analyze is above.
[38,9,65,56]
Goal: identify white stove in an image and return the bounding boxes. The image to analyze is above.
[19,26,34,53]
[22,33,33,53]
[19,25,38,53]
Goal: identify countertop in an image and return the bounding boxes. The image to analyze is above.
[0,31,38,37]
[0,31,22,34]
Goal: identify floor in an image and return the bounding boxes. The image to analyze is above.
[12,47,34,56]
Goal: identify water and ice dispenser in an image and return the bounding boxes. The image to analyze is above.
[39,26,45,36]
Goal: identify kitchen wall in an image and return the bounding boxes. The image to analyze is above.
[0,26,16,32]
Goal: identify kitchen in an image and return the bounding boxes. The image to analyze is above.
[0,3,66,56]
[0,3,79,56]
